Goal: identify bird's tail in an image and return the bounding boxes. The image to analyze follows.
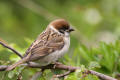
[6,53,31,71]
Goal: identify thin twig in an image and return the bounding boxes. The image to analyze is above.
[0,63,117,80]
[89,70,116,80]
[53,71,72,78]
[0,42,23,58]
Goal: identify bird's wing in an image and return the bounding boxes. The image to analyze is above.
[29,35,64,61]
[24,28,64,61]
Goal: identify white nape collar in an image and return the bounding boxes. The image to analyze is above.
[49,25,61,34]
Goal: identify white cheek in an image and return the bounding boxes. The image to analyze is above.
[65,32,70,37]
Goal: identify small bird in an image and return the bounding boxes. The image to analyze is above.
[6,19,74,71]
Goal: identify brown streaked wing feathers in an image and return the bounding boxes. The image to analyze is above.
[25,29,51,56]
[26,31,64,61]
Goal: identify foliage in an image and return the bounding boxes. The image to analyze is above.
[0,39,120,79]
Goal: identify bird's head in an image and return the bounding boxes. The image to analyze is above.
[49,19,74,35]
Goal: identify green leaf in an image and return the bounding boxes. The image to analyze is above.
[65,73,78,80]
[9,54,21,62]
[8,70,16,79]
[88,61,101,69]
[84,74,99,80]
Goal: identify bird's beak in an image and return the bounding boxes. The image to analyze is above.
[69,27,75,32]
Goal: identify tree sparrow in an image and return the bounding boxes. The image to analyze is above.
[6,19,74,71]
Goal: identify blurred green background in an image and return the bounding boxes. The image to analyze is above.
[0,0,120,80]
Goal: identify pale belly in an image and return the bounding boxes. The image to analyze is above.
[36,36,70,66]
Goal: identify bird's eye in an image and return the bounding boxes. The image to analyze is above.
[59,29,64,34]
[59,26,69,34]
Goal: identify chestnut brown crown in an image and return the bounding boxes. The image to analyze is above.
[49,19,74,34]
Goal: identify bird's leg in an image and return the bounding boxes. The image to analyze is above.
[54,62,62,65]
[53,62,62,69]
